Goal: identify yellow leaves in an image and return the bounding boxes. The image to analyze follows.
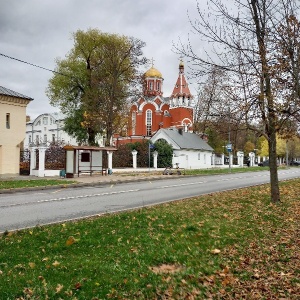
[23,287,34,297]
[55,283,63,293]
[150,264,184,274]
[130,247,138,254]
[66,236,76,246]
[28,262,35,269]
[211,248,221,254]
[52,260,60,267]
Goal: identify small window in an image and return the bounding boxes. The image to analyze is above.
[149,82,153,90]
[52,134,55,142]
[29,136,32,144]
[6,113,10,129]
[44,134,47,143]
[43,117,48,125]
[198,153,201,160]
[81,152,90,162]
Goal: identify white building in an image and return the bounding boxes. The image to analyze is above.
[25,112,77,148]
[150,128,214,169]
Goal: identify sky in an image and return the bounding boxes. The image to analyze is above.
[0,0,203,119]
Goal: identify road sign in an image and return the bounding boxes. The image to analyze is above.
[226,143,232,152]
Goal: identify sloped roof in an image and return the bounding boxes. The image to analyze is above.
[0,86,33,100]
[151,128,213,151]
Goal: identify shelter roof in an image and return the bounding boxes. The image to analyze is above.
[63,145,117,151]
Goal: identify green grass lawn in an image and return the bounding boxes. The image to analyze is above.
[0,179,75,190]
[0,177,299,299]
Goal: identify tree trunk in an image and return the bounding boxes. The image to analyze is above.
[268,127,281,203]
[87,127,96,146]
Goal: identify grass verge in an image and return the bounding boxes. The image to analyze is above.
[0,178,299,299]
[0,179,76,190]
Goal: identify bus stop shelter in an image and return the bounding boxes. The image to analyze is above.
[63,145,116,178]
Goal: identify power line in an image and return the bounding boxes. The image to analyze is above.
[0,52,68,77]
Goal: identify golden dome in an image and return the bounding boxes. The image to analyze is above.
[144,66,162,78]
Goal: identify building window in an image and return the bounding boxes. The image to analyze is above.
[44,134,47,143]
[204,154,207,164]
[81,152,90,162]
[6,113,10,129]
[146,110,152,136]
[149,81,153,90]
[43,117,48,125]
[52,134,55,142]
[29,136,32,144]
[156,81,160,91]
[36,135,39,144]
[132,111,136,135]
[198,153,201,160]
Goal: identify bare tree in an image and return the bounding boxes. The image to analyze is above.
[175,0,300,203]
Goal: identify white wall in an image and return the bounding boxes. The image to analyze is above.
[173,149,213,169]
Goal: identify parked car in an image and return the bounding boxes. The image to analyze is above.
[289,160,300,166]
[258,159,269,167]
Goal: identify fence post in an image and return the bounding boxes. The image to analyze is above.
[153,151,158,169]
[107,150,113,171]
[132,150,137,169]
[211,153,215,166]
[38,146,47,177]
[29,147,37,175]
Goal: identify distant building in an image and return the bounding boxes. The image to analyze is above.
[25,112,77,148]
[0,86,32,176]
[116,60,196,146]
[151,128,214,169]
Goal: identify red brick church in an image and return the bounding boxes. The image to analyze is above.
[115,60,196,145]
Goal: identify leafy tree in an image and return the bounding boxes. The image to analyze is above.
[154,139,173,168]
[176,0,300,203]
[244,141,256,156]
[46,28,147,145]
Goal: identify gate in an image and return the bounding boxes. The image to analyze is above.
[20,149,31,175]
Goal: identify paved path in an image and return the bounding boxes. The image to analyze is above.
[0,169,176,193]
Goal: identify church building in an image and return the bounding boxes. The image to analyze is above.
[116,60,196,145]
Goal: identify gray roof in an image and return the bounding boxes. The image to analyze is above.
[152,128,214,151]
[0,86,33,100]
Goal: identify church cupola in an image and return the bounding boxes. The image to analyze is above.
[170,60,194,108]
[143,63,164,97]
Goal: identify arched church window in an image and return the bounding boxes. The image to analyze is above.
[146,110,152,136]
[149,81,153,90]
[157,81,160,91]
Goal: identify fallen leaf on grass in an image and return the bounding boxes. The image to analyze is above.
[211,249,221,254]
[74,282,82,290]
[56,284,63,293]
[66,236,76,246]
[23,288,33,296]
[52,261,60,267]
[150,264,184,274]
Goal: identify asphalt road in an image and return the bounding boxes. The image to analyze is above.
[1,169,300,233]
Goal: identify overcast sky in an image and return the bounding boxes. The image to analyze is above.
[0,0,203,119]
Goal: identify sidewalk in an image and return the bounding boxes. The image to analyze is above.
[0,168,178,194]
[65,169,167,185]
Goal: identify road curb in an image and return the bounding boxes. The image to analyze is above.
[0,175,185,194]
